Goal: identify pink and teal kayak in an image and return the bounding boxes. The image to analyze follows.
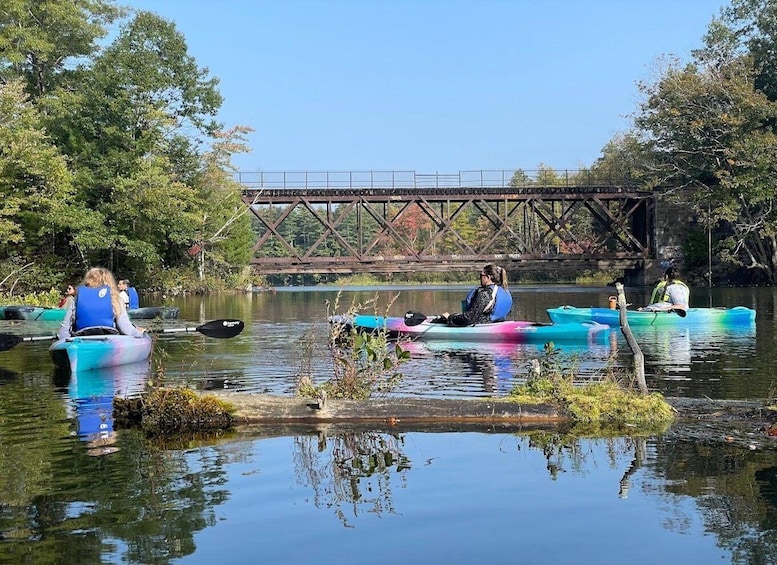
[49,334,153,372]
[350,315,610,343]
[546,305,756,327]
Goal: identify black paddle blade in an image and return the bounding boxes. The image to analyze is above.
[0,334,24,352]
[404,311,427,327]
[195,319,244,338]
[671,307,688,318]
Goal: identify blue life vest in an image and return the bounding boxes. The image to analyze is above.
[491,286,513,321]
[128,287,140,309]
[464,285,513,322]
[74,285,115,331]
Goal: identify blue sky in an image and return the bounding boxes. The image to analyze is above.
[122,0,724,174]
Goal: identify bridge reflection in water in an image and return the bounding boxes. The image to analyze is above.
[237,169,655,277]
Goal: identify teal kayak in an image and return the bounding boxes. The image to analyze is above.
[348,315,610,343]
[49,334,153,372]
[0,305,65,321]
[0,305,179,321]
[546,305,756,327]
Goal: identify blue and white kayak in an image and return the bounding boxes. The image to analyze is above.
[49,334,153,372]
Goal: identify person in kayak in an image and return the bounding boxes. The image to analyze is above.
[57,267,145,340]
[118,279,140,310]
[57,284,75,308]
[438,264,513,326]
[642,267,690,312]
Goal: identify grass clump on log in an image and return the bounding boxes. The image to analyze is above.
[115,387,236,436]
[297,293,410,401]
[508,344,675,426]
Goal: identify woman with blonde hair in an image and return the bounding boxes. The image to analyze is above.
[57,267,145,340]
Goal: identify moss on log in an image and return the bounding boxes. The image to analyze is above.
[209,392,563,425]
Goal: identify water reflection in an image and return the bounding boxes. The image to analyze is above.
[293,431,411,526]
[53,362,150,455]
[4,416,777,562]
[3,287,773,400]
[400,338,613,395]
[611,323,758,395]
[227,428,777,563]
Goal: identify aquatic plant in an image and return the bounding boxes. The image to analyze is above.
[297,292,410,401]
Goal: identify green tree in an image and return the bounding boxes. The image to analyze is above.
[189,126,255,282]
[635,52,777,283]
[709,0,777,102]
[0,80,81,267]
[39,10,227,277]
[0,0,122,97]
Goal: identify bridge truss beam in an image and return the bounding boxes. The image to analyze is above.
[241,186,655,275]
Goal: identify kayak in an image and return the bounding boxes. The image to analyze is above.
[0,305,180,321]
[0,305,65,321]
[401,336,612,358]
[348,315,611,343]
[49,334,153,372]
[546,305,756,327]
[127,306,180,320]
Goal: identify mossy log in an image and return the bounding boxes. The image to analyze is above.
[209,392,563,425]
[205,393,777,451]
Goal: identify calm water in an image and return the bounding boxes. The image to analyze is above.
[0,285,776,563]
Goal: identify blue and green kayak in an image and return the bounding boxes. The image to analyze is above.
[546,305,756,327]
[0,305,180,321]
[49,334,153,372]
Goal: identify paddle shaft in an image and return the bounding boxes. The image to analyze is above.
[0,319,244,352]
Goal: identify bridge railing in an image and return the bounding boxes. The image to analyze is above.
[233,169,635,190]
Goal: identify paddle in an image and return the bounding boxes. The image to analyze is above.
[404,311,429,326]
[0,319,245,353]
[156,319,244,338]
[670,307,688,318]
[404,311,449,326]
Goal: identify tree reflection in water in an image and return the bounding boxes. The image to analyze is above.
[293,431,411,526]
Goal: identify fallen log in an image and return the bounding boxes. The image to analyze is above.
[208,393,777,451]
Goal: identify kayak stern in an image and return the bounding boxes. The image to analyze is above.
[49,334,153,372]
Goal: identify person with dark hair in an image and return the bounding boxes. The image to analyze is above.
[439,264,513,326]
[643,267,690,311]
[57,284,75,308]
[118,279,140,309]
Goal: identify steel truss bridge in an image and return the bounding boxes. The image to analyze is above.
[237,170,655,276]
